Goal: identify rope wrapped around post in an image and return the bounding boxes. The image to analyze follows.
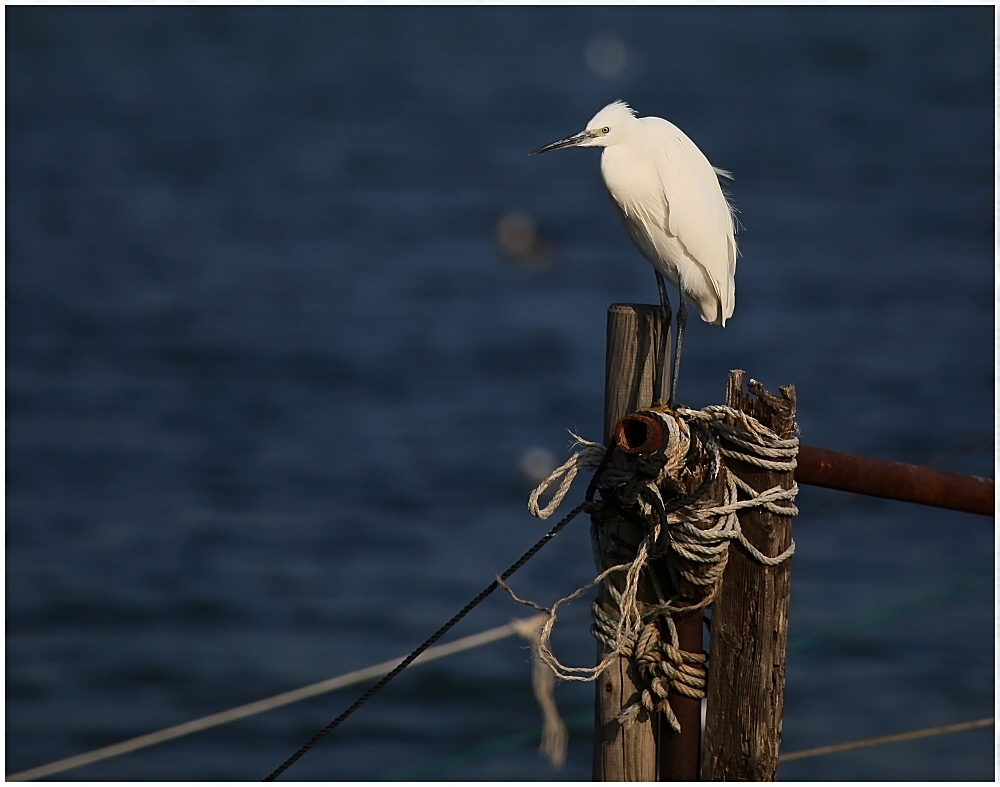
[514,404,799,733]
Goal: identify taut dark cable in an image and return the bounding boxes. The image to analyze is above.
[263,445,615,781]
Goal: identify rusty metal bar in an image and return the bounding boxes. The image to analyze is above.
[795,444,994,516]
[657,610,703,781]
[613,413,994,517]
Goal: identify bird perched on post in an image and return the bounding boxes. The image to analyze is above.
[531,100,737,406]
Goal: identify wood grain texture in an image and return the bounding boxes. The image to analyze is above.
[593,304,668,781]
[603,304,667,428]
[701,370,796,781]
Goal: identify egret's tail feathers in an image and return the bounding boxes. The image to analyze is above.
[693,291,733,326]
[695,299,723,326]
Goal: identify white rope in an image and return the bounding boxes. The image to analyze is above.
[778,716,995,762]
[527,434,605,519]
[510,403,799,730]
[510,616,568,768]
[6,615,547,782]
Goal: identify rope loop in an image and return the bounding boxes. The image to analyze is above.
[528,435,605,519]
[508,402,799,733]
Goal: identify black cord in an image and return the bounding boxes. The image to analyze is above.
[263,445,615,781]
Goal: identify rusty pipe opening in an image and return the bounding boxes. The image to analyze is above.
[615,413,665,455]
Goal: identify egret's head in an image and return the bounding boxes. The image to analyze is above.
[531,100,637,154]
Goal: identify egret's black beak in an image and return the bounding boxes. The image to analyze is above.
[530,130,591,155]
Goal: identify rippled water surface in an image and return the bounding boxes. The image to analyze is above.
[7,6,994,781]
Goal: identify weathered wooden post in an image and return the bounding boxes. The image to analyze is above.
[595,304,706,781]
[594,303,664,781]
[701,370,797,781]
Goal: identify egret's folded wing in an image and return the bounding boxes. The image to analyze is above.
[656,130,737,320]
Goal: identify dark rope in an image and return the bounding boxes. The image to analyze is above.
[263,445,616,780]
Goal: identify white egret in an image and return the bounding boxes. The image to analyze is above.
[532,100,737,405]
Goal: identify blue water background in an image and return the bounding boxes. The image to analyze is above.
[7,6,994,781]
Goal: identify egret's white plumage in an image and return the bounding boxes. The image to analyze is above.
[532,100,738,402]
[594,101,736,324]
[538,100,737,325]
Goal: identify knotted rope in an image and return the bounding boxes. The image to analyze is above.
[511,404,798,732]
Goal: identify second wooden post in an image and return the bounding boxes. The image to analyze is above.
[701,370,797,780]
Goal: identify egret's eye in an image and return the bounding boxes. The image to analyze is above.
[602,127,610,134]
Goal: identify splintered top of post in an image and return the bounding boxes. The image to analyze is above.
[727,370,797,438]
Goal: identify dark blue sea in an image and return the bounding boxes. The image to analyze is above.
[7,6,994,781]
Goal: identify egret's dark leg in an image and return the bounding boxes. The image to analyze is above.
[669,290,688,406]
[654,271,672,406]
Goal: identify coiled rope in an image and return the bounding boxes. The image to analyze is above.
[514,404,798,732]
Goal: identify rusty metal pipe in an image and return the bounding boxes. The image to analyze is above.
[795,444,993,517]
[612,413,994,517]
[615,412,665,455]
[657,610,703,781]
